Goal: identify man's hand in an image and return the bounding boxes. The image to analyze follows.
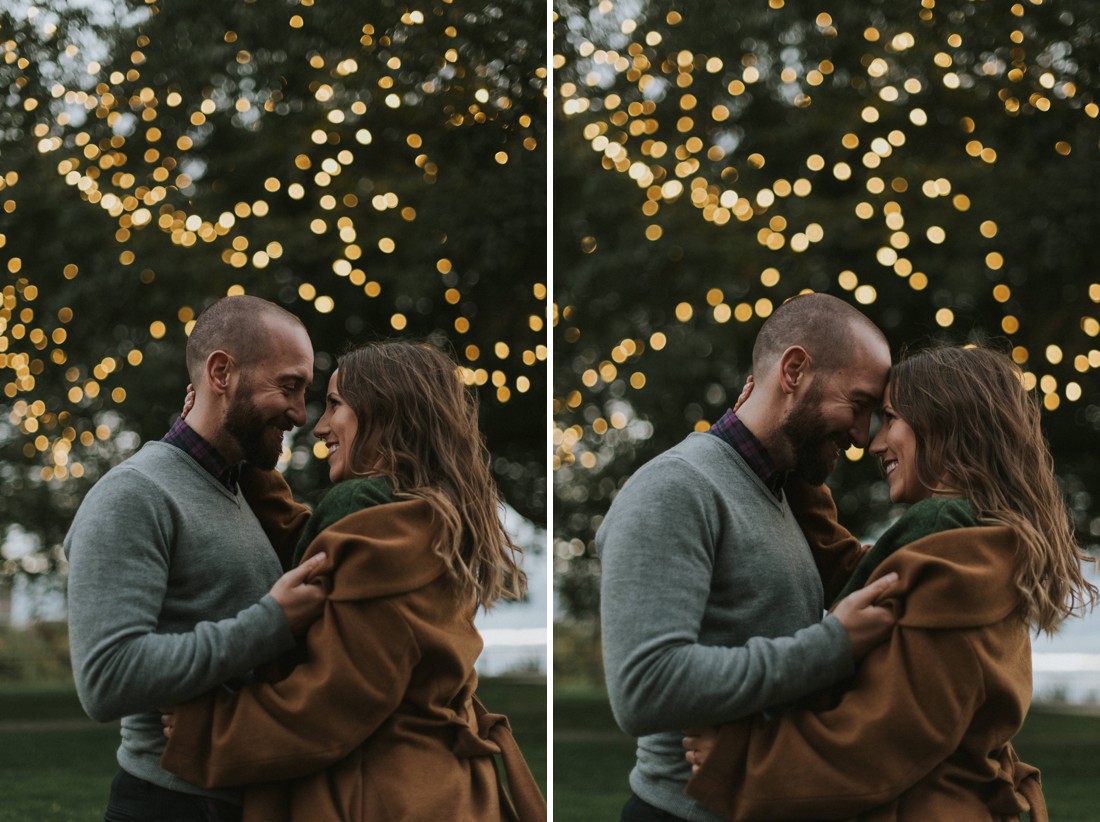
[682,728,719,776]
[161,708,175,738]
[833,572,898,659]
[270,552,327,634]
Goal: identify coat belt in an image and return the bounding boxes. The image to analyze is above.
[451,696,546,821]
[987,745,1047,822]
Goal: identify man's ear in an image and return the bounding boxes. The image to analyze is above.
[777,346,811,395]
[205,350,235,397]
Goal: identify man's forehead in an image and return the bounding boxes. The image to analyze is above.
[254,322,314,378]
[259,314,312,352]
[848,386,883,405]
[277,361,313,379]
[839,353,890,400]
[848,362,889,396]
[851,329,891,381]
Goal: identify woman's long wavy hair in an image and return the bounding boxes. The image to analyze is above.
[335,341,525,610]
[890,345,1097,633]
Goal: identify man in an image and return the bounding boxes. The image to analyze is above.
[598,293,896,821]
[66,295,326,822]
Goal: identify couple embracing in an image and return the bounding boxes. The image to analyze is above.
[66,296,545,821]
[600,293,1096,821]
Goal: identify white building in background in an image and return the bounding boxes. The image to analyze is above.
[1032,606,1100,705]
[2,525,66,626]
[4,575,66,626]
[474,504,548,677]
[2,507,548,677]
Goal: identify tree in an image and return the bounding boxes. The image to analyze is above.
[0,0,546,580]
[554,0,1100,619]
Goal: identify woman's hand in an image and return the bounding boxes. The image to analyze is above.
[181,384,196,420]
[733,375,753,412]
[161,708,175,738]
[682,728,719,775]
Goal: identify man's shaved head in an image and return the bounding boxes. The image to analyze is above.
[186,295,305,384]
[752,293,886,376]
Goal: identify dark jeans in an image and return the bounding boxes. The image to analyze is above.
[104,770,243,822]
[621,793,691,822]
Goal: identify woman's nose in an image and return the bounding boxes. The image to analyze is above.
[868,426,886,455]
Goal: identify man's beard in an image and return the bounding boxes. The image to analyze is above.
[780,382,836,485]
[224,382,283,470]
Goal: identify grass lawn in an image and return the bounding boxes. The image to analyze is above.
[480,677,548,796]
[0,678,545,822]
[554,686,1100,822]
[1012,707,1099,818]
[0,682,117,822]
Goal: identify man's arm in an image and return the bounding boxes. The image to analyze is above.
[598,458,856,738]
[66,469,300,722]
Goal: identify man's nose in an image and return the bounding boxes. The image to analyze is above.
[851,417,872,448]
[287,395,308,427]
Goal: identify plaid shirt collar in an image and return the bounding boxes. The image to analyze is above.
[162,417,239,492]
[708,408,784,498]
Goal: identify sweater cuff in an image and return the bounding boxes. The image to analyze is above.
[247,595,296,660]
[818,613,856,680]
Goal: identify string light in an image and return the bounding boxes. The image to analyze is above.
[552,1,1099,479]
[2,3,545,491]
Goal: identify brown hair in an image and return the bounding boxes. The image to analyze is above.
[335,341,525,609]
[186,295,304,383]
[890,345,1098,633]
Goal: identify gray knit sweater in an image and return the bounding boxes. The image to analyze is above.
[65,441,296,800]
[598,432,854,820]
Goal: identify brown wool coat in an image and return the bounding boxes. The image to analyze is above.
[161,470,545,821]
[686,482,1046,822]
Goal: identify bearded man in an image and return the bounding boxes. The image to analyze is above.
[598,292,898,822]
[66,295,326,822]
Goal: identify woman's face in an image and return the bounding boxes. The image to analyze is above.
[312,370,360,483]
[869,382,930,504]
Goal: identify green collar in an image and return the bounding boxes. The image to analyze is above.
[832,497,980,607]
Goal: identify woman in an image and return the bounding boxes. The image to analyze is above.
[684,345,1097,821]
[160,341,545,821]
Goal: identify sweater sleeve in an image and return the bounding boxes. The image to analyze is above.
[599,457,853,737]
[783,477,869,605]
[686,623,986,819]
[65,468,294,722]
[161,595,418,787]
[238,464,312,571]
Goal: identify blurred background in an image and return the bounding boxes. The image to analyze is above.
[553,1,1100,818]
[0,0,546,818]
